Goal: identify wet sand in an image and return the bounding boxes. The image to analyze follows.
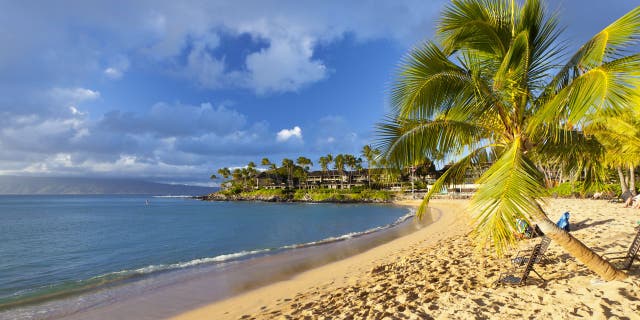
[173,199,640,320]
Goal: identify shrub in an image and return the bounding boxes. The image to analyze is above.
[245,189,286,197]
[547,182,574,197]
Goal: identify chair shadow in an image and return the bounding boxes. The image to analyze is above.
[571,218,615,232]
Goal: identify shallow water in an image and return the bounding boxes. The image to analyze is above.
[0,195,410,316]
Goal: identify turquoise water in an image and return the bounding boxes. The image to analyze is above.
[0,195,410,312]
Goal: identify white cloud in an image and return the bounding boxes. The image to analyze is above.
[128,1,442,94]
[69,106,82,115]
[50,87,100,103]
[245,35,327,94]
[184,37,228,88]
[0,1,447,95]
[0,1,454,182]
[276,126,302,142]
[104,55,131,79]
[0,97,310,182]
[104,67,123,79]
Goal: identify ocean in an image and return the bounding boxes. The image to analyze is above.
[0,195,412,318]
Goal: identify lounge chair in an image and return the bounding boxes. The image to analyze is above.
[496,244,546,286]
[512,236,551,266]
[602,227,640,270]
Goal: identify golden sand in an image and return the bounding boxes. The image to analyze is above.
[172,199,640,320]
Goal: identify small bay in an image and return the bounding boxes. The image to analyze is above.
[0,195,410,313]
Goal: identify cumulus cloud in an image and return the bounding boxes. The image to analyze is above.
[245,35,327,93]
[183,41,229,88]
[0,1,447,179]
[0,1,448,95]
[276,126,302,142]
[0,98,308,182]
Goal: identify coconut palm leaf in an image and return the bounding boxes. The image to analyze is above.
[391,42,476,120]
[416,144,501,218]
[539,7,640,102]
[470,138,545,255]
[376,117,493,167]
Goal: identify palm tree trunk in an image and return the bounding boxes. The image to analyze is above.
[618,166,629,195]
[534,216,627,281]
[630,165,636,196]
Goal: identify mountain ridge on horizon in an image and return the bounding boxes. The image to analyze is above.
[0,175,216,195]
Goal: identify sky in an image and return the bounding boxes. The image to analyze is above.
[0,0,637,186]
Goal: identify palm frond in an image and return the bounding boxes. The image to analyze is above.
[391,42,474,120]
[415,144,502,218]
[540,6,640,99]
[470,137,546,255]
[376,117,493,169]
[528,53,640,134]
[439,0,513,55]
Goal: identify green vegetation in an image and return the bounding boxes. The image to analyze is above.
[292,189,393,202]
[378,0,639,280]
[211,147,435,193]
[241,189,287,198]
[547,182,576,198]
[216,187,393,202]
[547,182,634,198]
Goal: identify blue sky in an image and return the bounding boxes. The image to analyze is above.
[0,0,637,186]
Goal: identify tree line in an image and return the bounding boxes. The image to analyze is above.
[210,145,438,191]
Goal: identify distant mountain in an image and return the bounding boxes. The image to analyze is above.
[0,176,217,195]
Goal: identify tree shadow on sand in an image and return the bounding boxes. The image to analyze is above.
[571,219,615,232]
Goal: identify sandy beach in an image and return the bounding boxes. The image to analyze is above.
[173,198,640,319]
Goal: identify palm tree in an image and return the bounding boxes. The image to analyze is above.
[343,154,362,188]
[588,106,640,197]
[281,158,295,189]
[362,145,381,188]
[326,154,334,187]
[296,157,313,171]
[319,156,330,186]
[261,158,273,187]
[217,168,232,189]
[296,157,313,189]
[217,167,231,180]
[333,154,346,189]
[231,168,243,188]
[378,0,640,280]
[246,161,259,189]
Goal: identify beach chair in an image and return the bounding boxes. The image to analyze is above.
[602,227,640,270]
[496,244,546,286]
[512,236,551,266]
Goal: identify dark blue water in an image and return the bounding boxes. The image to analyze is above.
[0,195,409,310]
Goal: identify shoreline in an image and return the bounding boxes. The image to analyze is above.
[173,199,640,320]
[7,198,638,319]
[170,199,465,320]
[15,202,428,320]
